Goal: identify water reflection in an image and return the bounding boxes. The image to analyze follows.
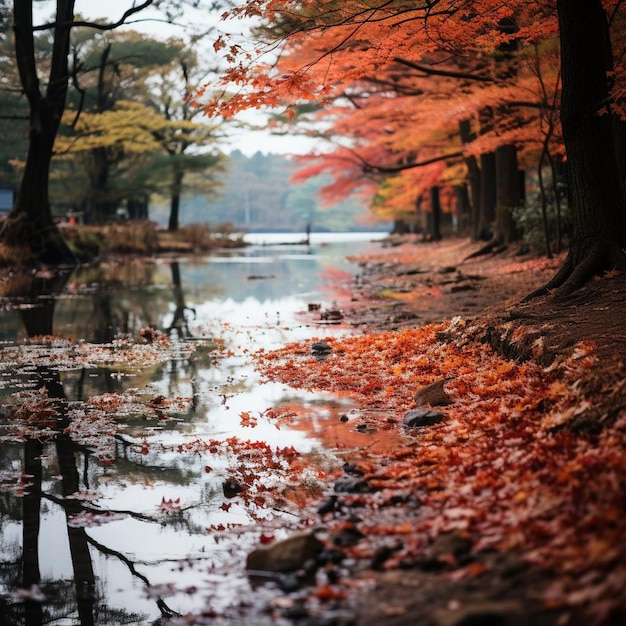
[0,273,179,623]
[0,235,382,623]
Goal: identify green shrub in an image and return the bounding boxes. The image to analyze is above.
[513,193,571,254]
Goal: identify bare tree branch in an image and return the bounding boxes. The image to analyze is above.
[33,1,156,32]
[362,150,464,174]
[394,57,493,82]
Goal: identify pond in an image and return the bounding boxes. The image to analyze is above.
[0,232,385,625]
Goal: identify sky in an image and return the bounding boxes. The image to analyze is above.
[35,0,320,156]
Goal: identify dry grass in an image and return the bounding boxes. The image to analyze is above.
[0,242,37,268]
[64,221,245,259]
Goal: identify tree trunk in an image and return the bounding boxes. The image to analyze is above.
[0,0,75,265]
[391,219,411,235]
[128,197,149,220]
[453,184,472,234]
[531,0,626,297]
[168,168,185,232]
[494,144,522,244]
[85,147,116,224]
[459,120,481,234]
[85,44,116,225]
[428,185,442,241]
[477,151,496,240]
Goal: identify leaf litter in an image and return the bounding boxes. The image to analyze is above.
[249,241,626,625]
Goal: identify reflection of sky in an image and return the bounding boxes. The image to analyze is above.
[176,240,372,304]
[0,234,385,621]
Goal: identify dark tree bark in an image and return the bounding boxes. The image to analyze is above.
[459,120,481,234]
[0,1,76,264]
[474,107,497,240]
[49,368,96,626]
[453,183,472,233]
[531,0,626,297]
[428,185,443,241]
[494,144,522,244]
[168,167,185,232]
[391,219,411,235]
[86,44,115,224]
[0,1,159,263]
[128,196,149,220]
[477,151,496,240]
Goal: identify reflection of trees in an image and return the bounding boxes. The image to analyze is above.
[49,371,96,626]
[22,438,43,626]
[165,262,200,410]
[86,272,160,342]
[0,251,303,623]
[86,538,178,620]
[0,270,73,338]
[167,262,196,340]
[54,262,171,343]
[0,276,185,624]
[15,368,185,624]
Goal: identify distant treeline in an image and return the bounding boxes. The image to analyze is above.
[152,150,387,232]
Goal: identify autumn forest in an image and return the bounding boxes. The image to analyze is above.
[0,1,625,626]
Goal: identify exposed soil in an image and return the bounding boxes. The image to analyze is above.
[345,237,625,365]
[284,236,626,626]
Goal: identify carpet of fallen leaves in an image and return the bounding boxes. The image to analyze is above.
[253,238,626,625]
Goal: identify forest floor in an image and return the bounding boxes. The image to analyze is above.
[251,236,626,626]
[341,237,626,626]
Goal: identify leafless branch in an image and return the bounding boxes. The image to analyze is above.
[394,57,493,82]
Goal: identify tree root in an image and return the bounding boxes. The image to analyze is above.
[523,245,626,302]
[463,239,508,261]
[0,214,77,267]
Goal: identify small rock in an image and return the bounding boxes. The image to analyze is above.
[370,542,402,570]
[403,408,446,428]
[450,283,475,293]
[246,532,324,573]
[320,308,343,321]
[317,495,338,516]
[355,422,376,433]
[342,462,365,475]
[333,522,365,547]
[414,378,453,406]
[334,477,373,493]
[222,479,243,498]
[420,532,473,569]
[311,340,332,356]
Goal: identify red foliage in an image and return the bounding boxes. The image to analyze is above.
[253,319,626,615]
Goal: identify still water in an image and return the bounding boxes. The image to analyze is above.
[0,233,384,624]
